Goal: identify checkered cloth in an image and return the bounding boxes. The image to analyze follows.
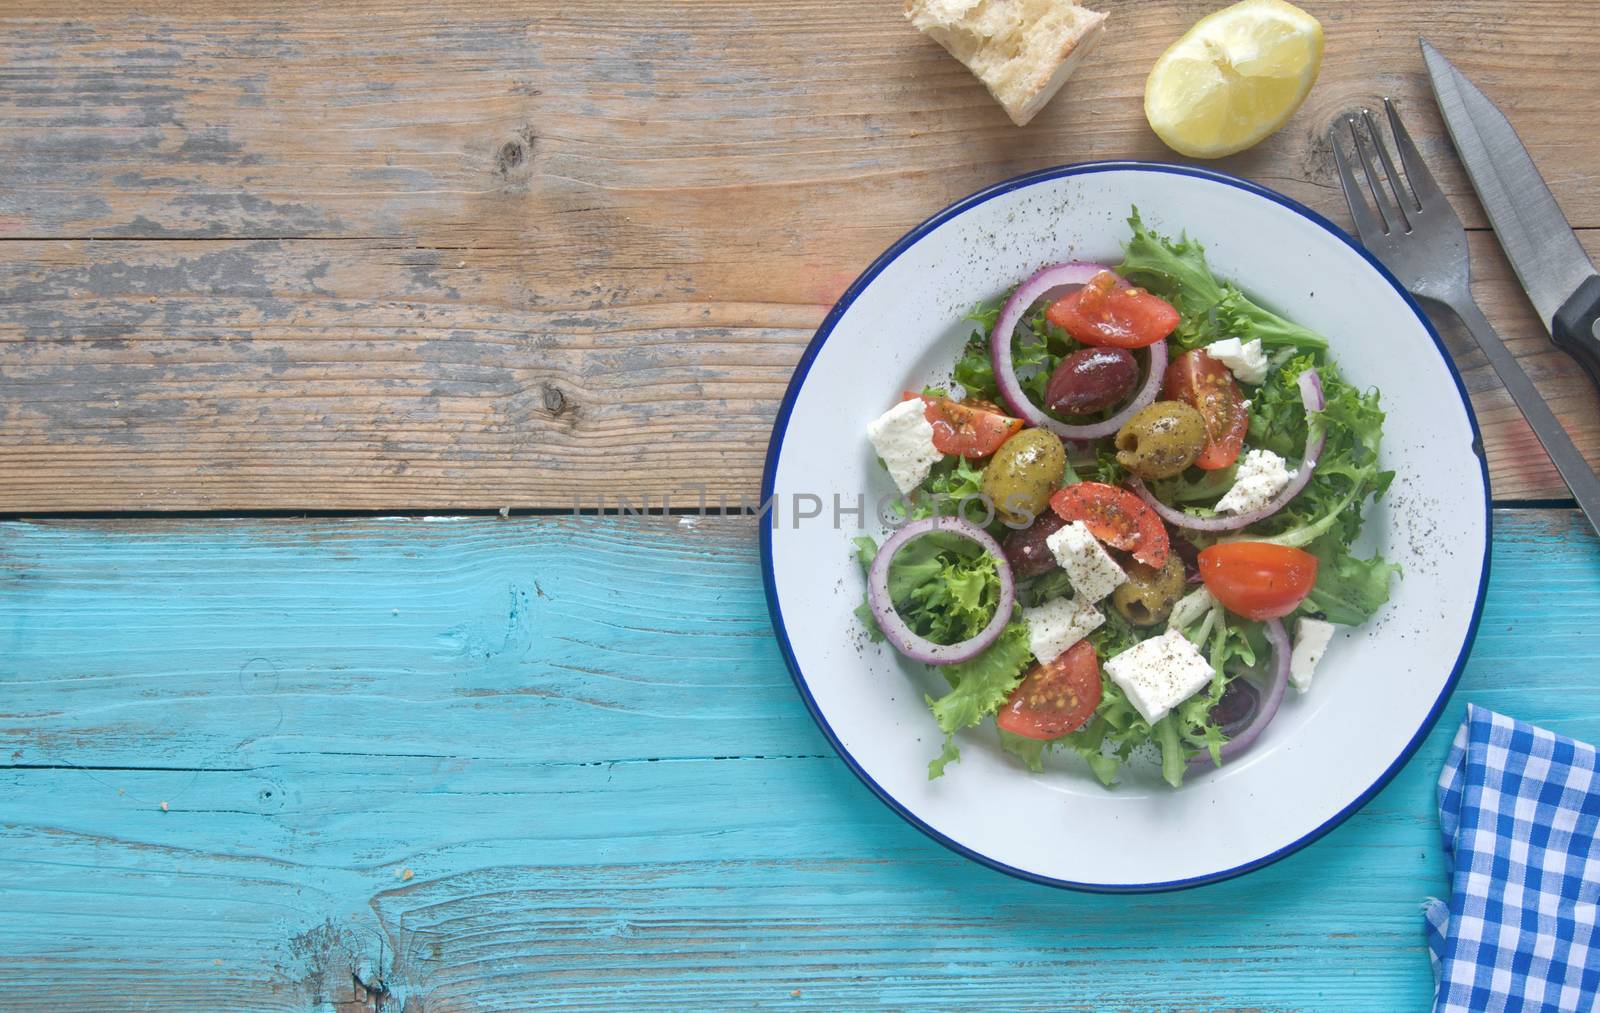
[1425,705,1600,1012]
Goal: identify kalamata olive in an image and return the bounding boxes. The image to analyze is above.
[1003,511,1067,579]
[1210,677,1261,737]
[1114,400,1208,480]
[1045,347,1139,415]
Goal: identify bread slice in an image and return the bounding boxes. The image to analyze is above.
[906,0,1108,127]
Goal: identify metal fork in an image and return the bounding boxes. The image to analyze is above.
[1330,99,1600,529]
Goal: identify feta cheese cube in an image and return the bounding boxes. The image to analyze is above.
[1022,595,1104,664]
[1167,585,1216,632]
[1207,337,1270,385]
[1290,618,1337,692]
[1045,521,1126,603]
[866,398,942,495]
[1104,629,1216,726]
[1215,449,1292,515]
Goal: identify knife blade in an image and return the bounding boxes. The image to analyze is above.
[1422,38,1600,388]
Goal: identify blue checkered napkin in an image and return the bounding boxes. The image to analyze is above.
[1424,704,1600,1012]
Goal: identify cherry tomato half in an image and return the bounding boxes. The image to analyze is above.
[1050,481,1170,569]
[997,641,1102,740]
[901,392,1024,459]
[1198,542,1319,620]
[1044,270,1180,349]
[1162,350,1249,470]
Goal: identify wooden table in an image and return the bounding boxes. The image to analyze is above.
[2,2,1598,1009]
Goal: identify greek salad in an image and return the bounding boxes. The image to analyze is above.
[854,211,1398,788]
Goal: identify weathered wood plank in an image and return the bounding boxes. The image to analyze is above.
[0,239,811,511]
[0,3,1598,509]
[2,2,1596,239]
[1,231,1596,511]
[1,511,1597,1009]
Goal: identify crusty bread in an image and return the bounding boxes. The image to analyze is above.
[906,0,1107,127]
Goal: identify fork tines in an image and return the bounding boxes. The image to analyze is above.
[1329,98,1449,239]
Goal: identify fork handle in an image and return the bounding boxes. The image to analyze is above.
[1452,297,1600,534]
[1553,275,1600,392]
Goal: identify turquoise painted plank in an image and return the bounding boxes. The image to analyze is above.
[0,511,1597,1011]
[0,518,823,768]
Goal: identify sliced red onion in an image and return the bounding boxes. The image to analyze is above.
[1129,368,1327,532]
[867,516,1015,666]
[988,263,1169,440]
[1191,617,1290,769]
[1297,368,1326,414]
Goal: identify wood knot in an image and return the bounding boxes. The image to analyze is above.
[494,126,537,177]
[350,971,390,1008]
[496,140,524,174]
[542,383,572,416]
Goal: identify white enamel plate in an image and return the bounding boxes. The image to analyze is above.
[760,163,1489,891]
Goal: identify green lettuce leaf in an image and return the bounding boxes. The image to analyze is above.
[1001,719,1123,786]
[926,621,1034,736]
[1087,606,1141,659]
[1067,720,1125,786]
[852,598,885,643]
[998,729,1048,773]
[929,736,962,779]
[1117,209,1327,353]
[1152,714,1188,789]
[909,456,988,523]
[1245,354,1396,552]
[852,527,1003,646]
[1301,533,1402,626]
[1017,568,1073,608]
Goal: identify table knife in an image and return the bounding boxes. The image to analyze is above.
[1423,39,1600,390]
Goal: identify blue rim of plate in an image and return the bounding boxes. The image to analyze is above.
[758,160,1492,893]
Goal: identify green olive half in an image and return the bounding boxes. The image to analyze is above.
[1112,554,1188,627]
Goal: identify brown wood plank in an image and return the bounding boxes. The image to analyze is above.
[0,239,811,510]
[0,231,1594,509]
[0,1,1597,508]
[2,1,1597,240]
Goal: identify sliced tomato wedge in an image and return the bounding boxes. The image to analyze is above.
[900,391,1023,458]
[997,641,1102,740]
[1162,350,1249,470]
[1049,482,1170,568]
[1198,542,1319,621]
[1044,270,1180,349]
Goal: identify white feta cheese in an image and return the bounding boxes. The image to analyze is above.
[1022,596,1104,664]
[1290,618,1337,693]
[1104,629,1216,726]
[1207,337,1270,385]
[1215,449,1293,515]
[1045,521,1126,603]
[866,398,942,495]
[1166,586,1216,632]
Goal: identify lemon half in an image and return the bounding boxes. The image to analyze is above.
[1144,0,1324,159]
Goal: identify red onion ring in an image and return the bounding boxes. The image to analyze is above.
[1191,617,1290,769]
[988,263,1169,440]
[867,516,1015,666]
[1129,369,1327,532]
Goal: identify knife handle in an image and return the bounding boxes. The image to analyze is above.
[1553,275,1600,391]
[1453,297,1600,537]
